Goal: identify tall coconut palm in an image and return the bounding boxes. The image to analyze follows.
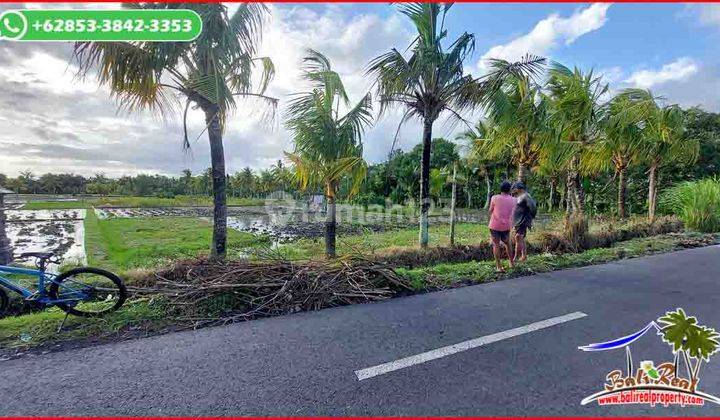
[535,134,575,212]
[546,63,608,215]
[285,50,372,258]
[74,4,276,259]
[481,74,551,185]
[619,89,699,220]
[584,91,646,218]
[367,3,544,248]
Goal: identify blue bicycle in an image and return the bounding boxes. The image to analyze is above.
[0,252,127,317]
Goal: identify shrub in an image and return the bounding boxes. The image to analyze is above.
[375,216,684,269]
[661,178,720,233]
[538,216,683,254]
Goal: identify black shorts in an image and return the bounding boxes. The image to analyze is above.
[515,223,531,236]
[490,229,510,242]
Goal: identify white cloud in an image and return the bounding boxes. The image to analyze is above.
[0,4,419,177]
[597,66,624,85]
[3,51,99,95]
[695,4,720,27]
[477,4,611,72]
[624,57,699,89]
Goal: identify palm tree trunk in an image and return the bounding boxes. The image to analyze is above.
[450,163,457,246]
[618,166,627,219]
[325,185,337,258]
[692,358,702,392]
[517,162,528,184]
[205,106,227,260]
[548,178,556,212]
[566,170,576,213]
[568,155,584,214]
[419,118,432,248]
[648,161,658,221]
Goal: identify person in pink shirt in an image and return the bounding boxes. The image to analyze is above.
[488,181,517,272]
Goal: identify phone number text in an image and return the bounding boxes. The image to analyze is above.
[30,18,195,33]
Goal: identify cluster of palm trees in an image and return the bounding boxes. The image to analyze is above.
[73,3,697,260]
[469,64,698,221]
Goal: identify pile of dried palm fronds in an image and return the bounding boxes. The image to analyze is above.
[132,255,411,326]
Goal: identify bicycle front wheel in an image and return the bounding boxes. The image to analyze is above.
[50,267,127,317]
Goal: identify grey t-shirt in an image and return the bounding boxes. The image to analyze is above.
[513,192,537,228]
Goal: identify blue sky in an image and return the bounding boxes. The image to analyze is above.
[1,3,718,177]
[292,3,718,84]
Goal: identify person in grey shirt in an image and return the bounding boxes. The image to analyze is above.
[511,182,537,262]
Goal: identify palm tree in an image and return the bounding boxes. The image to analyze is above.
[535,135,575,212]
[367,3,544,248]
[285,50,372,258]
[658,309,719,391]
[459,120,502,209]
[429,168,445,207]
[619,90,699,220]
[481,74,551,185]
[584,91,647,218]
[546,63,608,215]
[73,4,276,259]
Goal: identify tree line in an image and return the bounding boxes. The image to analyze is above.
[0,163,294,199]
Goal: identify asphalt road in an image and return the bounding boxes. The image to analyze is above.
[2,245,720,416]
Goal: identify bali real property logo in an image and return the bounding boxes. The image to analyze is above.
[579,308,720,407]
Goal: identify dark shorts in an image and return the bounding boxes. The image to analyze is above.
[515,223,530,236]
[489,229,510,242]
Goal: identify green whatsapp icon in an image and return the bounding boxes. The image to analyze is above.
[0,11,27,40]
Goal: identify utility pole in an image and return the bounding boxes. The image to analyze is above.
[449,163,457,247]
[0,187,14,264]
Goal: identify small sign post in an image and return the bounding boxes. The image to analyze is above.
[0,187,14,264]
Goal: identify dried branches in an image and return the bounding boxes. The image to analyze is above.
[132,256,411,327]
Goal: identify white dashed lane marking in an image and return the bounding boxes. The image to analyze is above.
[354,311,588,381]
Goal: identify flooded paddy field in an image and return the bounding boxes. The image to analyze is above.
[93,205,417,244]
[6,209,86,266]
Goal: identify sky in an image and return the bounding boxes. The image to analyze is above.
[1,2,719,178]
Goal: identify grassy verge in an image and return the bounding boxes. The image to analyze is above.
[21,196,265,210]
[0,299,168,351]
[398,232,718,289]
[1,231,715,355]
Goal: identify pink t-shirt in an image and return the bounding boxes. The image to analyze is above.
[488,193,517,231]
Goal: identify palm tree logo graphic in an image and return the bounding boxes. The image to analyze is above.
[579,308,720,406]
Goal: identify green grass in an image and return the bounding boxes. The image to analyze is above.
[0,299,167,350]
[21,196,265,210]
[661,178,720,233]
[87,216,269,274]
[399,232,717,289]
[22,201,92,210]
[272,219,564,260]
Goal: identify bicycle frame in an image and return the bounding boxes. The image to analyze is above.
[0,264,88,306]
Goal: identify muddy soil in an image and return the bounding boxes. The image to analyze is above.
[5,210,86,266]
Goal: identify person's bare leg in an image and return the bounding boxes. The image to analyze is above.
[513,232,521,262]
[517,234,527,261]
[503,237,514,268]
[491,236,505,272]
